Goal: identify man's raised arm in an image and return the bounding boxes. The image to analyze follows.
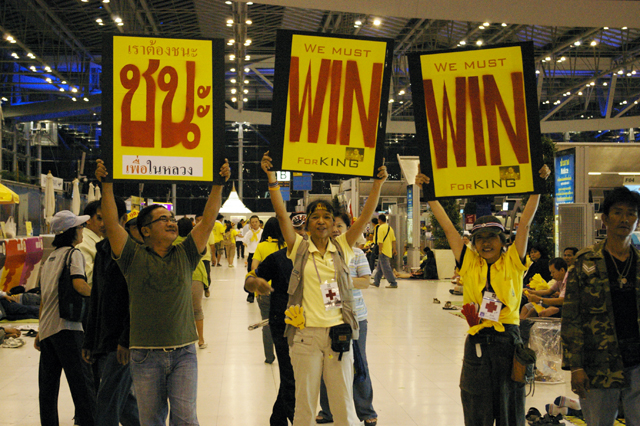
[96,159,128,257]
[191,160,231,254]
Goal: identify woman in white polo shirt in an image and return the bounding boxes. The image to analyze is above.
[261,152,387,426]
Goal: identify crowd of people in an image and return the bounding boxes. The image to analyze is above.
[1,155,639,426]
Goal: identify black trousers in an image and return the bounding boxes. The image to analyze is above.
[39,330,96,426]
[460,328,525,426]
[270,324,295,426]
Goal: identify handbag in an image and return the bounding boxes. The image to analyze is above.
[329,323,352,361]
[512,342,536,394]
[58,248,87,322]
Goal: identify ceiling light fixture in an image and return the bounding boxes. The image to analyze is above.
[245,55,250,60]
[243,98,248,102]
[244,67,250,72]
[476,40,483,46]
[482,22,490,26]
[231,97,237,102]
[246,19,252,25]
[230,89,237,94]
[459,40,466,45]
[373,19,381,26]
[355,20,362,26]
[501,23,507,27]
[230,78,236,83]
[398,90,405,95]
[243,89,249,94]
[244,79,249,84]
[574,41,581,46]
[590,40,597,46]
[83,97,89,101]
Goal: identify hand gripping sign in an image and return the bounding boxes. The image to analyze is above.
[102,34,226,184]
[270,30,394,178]
[408,42,545,199]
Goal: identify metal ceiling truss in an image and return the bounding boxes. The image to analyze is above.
[3,0,640,133]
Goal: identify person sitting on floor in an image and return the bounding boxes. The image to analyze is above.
[520,257,567,319]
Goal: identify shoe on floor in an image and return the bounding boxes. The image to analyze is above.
[265,358,275,364]
[205,289,211,298]
[385,285,398,288]
[315,415,333,424]
[198,342,208,349]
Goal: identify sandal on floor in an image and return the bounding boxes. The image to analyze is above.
[315,415,333,424]
[442,301,459,310]
[449,289,463,295]
[526,407,542,424]
[1,337,26,348]
[364,418,377,425]
[433,298,441,304]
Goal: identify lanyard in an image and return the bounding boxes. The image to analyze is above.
[311,251,337,285]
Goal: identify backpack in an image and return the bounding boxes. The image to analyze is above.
[58,248,87,322]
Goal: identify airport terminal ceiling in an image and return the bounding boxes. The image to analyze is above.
[2,0,640,193]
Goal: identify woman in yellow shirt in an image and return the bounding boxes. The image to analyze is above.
[261,151,387,426]
[223,222,239,267]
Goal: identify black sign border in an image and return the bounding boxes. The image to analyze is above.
[408,41,545,199]
[270,29,394,178]
[102,33,226,185]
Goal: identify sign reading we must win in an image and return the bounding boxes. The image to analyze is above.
[414,44,540,198]
[280,34,389,176]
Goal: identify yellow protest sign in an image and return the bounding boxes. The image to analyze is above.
[102,35,225,183]
[271,31,393,177]
[409,42,544,198]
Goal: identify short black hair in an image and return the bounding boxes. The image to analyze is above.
[260,217,285,249]
[563,247,579,256]
[335,211,352,228]
[371,218,378,225]
[549,257,568,272]
[52,226,78,248]
[601,186,640,216]
[177,217,193,237]
[217,214,224,220]
[83,200,102,218]
[249,215,259,222]
[528,243,547,259]
[305,200,335,218]
[378,214,387,222]
[137,204,166,234]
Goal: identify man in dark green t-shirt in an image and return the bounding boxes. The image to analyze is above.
[96,159,230,426]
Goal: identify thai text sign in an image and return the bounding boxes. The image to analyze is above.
[270,30,393,177]
[409,42,544,198]
[102,35,225,183]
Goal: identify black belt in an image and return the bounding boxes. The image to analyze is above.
[469,333,513,345]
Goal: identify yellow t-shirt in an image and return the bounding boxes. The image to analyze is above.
[287,233,354,328]
[203,231,215,261]
[375,223,395,258]
[223,229,239,244]
[253,238,285,263]
[459,244,527,332]
[213,221,225,244]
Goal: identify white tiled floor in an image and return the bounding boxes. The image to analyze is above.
[0,258,575,425]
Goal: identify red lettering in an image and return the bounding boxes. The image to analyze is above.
[423,77,466,169]
[288,57,331,143]
[158,61,200,149]
[120,60,159,147]
[340,60,383,148]
[468,76,486,166]
[483,73,529,165]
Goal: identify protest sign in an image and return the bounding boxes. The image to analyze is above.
[270,30,393,177]
[102,34,225,183]
[409,42,544,199]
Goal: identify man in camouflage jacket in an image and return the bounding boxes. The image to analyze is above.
[561,186,640,425]
[562,240,640,387]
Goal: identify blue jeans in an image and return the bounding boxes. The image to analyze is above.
[373,254,397,287]
[257,295,275,363]
[318,319,377,422]
[130,344,198,426]
[95,351,140,426]
[580,364,640,426]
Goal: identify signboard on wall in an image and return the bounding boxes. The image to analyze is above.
[270,30,394,178]
[555,148,575,212]
[102,34,226,184]
[409,42,544,199]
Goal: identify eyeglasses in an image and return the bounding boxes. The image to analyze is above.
[144,215,177,227]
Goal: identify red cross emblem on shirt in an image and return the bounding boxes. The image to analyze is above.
[326,289,337,300]
[486,301,499,313]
